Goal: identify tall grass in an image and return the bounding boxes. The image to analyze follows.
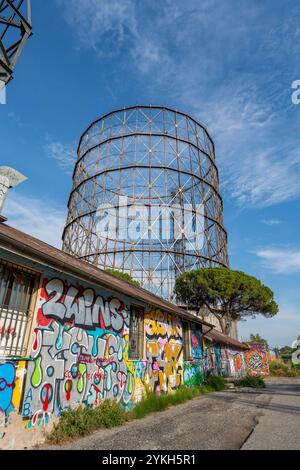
[269,358,297,377]
[292,364,300,376]
[47,400,128,444]
[131,385,203,419]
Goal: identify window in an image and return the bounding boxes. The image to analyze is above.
[0,260,37,357]
[128,305,144,360]
[183,321,192,360]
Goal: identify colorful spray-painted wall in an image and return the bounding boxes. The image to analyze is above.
[202,340,247,379]
[0,269,194,448]
[202,343,223,377]
[0,360,26,441]
[228,350,246,378]
[21,275,136,431]
[126,309,184,402]
[184,322,204,386]
[245,343,269,376]
[0,254,248,449]
[144,310,183,393]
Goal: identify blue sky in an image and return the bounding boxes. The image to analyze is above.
[1,0,300,348]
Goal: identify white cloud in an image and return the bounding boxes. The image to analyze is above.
[223,147,300,207]
[4,193,66,248]
[262,219,283,226]
[57,0,170,74]
[198,80,278,135]
[57,0,300,209]
[255,248,300,274]
[130,37,171,74]
[44,141,77,175]
[57,0,137,54]
[188,78,300,208]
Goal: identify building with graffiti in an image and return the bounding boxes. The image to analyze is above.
[0,223,249,450]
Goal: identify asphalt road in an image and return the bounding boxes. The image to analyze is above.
[43,378,300,451]
[242,377,300,450]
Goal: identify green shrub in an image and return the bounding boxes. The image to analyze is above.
[204,375,226,391]
[269,359,296,377]
[47,401,127,444]
[234,375,266,388]
[291,364,300,376]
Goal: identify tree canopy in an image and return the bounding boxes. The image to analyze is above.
[105,269,140,287]
[248,333,269,349]
[174,267,278,334]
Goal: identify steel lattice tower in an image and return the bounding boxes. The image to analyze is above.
[62,106,229,301]
[0,0,32,85]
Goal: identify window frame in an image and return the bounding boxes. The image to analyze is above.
[128,304,145,361]
[183,320,193,361]
[0,259,40,358]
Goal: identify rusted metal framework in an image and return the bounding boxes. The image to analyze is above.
[0,0,32,85]
[62,106,229,301]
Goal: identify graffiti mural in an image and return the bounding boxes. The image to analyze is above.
[39,277,129,331]
[214,346,222,376]
[21,277,202,429]
[22,276,135,428]
[0,363,15,415]
[228,350,246,378]
[184,323,204,386]
[144,310,183,393]
[245,343,269,376]
[0,361,26,439]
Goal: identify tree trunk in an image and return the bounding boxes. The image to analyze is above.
[216,311,232,335]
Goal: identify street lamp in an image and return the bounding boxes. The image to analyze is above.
[0,166,27,222]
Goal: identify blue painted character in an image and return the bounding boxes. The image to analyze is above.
[0,363,15,414]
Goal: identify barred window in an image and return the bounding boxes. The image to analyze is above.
[128,305,144,360]
[0,260,37,357]
[183,321,192,360]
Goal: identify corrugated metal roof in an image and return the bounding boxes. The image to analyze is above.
[203,326,249,350]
